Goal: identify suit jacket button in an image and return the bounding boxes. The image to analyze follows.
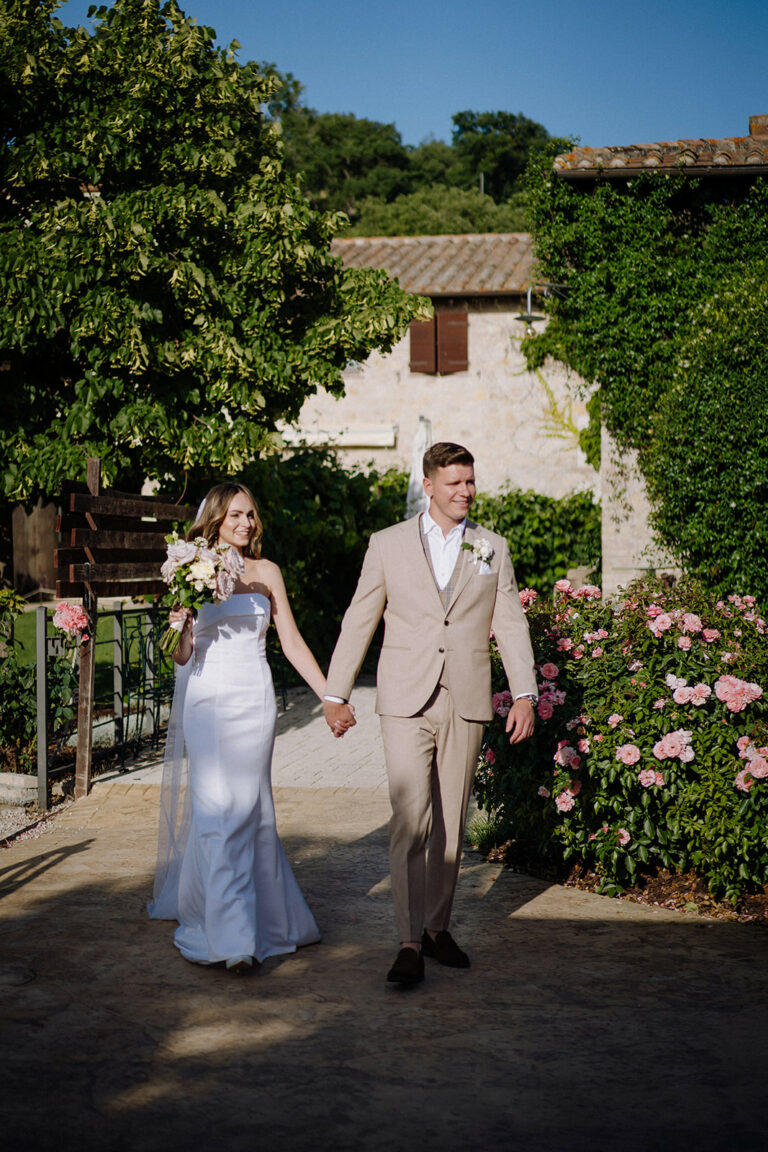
[444,620,449,626]
[438,647,445,653]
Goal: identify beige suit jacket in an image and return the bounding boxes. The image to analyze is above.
[325,515,537,722]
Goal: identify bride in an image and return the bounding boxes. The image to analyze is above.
[149,482,354,974]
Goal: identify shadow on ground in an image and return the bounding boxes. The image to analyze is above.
[2,796,767,1152]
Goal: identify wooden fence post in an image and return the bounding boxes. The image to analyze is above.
[74,458,100,800]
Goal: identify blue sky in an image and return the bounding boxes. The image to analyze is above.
[60,0,767,148]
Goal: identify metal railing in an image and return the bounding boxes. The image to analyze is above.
[35,604,175,810]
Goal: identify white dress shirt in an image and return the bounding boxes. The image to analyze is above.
[421,509,465,589]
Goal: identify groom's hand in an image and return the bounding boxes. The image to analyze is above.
[323,700,356,738]
[506,698,536,744]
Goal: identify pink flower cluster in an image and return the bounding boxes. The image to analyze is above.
[668,679,712,706]
[647,604,732,646]
[638,768,665,788]
[726,594,767,633]
[536,662,566,720]
[734,737,768,791]
[554,740,581,771]
[519,588,538,609]
[653,729,695,763]
[492,690,513,717]
[714,675,763,713]
[52,601,89,641]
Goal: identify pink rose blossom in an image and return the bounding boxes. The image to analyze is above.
[638,769,657,787]
[594,733,604,743]
[573,646,585,660]
[654,772,665,787]
[646,604,664,618]
[616,743,641,765]
[577,738,590,753]
[540,662,559,680]
[537,699,554,720]
[737,735,752,755]
[748,756,768,779]
[554,579,573,594]
[690,683,712,706]
[682,613,703,634]
[702,628,721,643]
[677,636,692,651]
[519,588,538,608]
[655,613,673,632]
[653,699,668,709]
[557,637,574,651]
[537,786,551,798]
[591,647,603,658]
[666,673,686,690]
[485,749,496,766]
[555,791,576,812]
[574,584,601,600]
[617,828,631,846]
[714,674,763,713]
[492,691,514,717]
[673,686,694,704]
[52,601,90,638]
[735,769,755,793]
[608,713,624,728]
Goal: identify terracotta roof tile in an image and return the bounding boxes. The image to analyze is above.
[555,116,768,177]
[331,233,533,295]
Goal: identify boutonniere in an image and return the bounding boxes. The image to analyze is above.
[462,538,494,566]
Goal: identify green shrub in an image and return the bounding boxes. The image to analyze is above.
[472,486,600,591]
[476,576,768,903]
[0,590,37,772]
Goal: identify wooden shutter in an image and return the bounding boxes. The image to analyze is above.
[409,318,436,374]
[436,312,468,374]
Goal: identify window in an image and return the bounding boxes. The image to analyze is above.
[409,312,468,375]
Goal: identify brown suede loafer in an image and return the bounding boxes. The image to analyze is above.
[421,930,470,968]
[386,947,425,986]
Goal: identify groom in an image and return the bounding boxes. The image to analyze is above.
[323,442,537,985]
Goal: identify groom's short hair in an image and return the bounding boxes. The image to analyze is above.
[423,442,475,478]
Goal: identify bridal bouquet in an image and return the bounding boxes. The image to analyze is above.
[159,532,244,655]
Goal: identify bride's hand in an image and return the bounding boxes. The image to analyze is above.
[169,607,192,634]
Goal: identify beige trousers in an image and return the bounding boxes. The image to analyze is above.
[379,684,485,943]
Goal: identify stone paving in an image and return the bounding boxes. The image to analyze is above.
[1,680,768,1152]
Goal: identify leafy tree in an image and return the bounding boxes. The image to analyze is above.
[278,109,411,217]
[525,153,768,598]
[450,110,551,201]
[0,0,426,501]
[346,185,528,236]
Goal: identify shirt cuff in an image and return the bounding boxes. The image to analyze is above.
[323,695,347,704]
[514,693,539,706]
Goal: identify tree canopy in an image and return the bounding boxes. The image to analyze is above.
[0,0,425,501]
[272,91,552,233]
[524,156,768,598]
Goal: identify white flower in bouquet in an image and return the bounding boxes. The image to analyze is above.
[159,532,244,654]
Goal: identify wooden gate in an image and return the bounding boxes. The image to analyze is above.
[55,458,196,798]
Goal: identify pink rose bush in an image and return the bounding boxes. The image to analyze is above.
[476,575,768,904]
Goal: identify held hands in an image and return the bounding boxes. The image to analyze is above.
[323,700,356,739]
[506,697,536,744]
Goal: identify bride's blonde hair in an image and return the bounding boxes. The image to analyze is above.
[187,483,263,559]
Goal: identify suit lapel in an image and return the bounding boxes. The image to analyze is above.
[411,514,445,608]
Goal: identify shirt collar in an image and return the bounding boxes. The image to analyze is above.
[421,509,467,539]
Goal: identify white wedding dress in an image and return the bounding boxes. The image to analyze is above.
[149,592,320,964]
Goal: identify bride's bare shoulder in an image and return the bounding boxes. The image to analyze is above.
[242,556,281,591]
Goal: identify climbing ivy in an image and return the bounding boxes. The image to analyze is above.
[524,155,768,598]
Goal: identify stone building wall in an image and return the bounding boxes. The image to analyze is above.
[289,307,599,501]
[600,426,680,597]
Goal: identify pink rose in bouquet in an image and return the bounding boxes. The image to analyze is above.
[159,532,244,654]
